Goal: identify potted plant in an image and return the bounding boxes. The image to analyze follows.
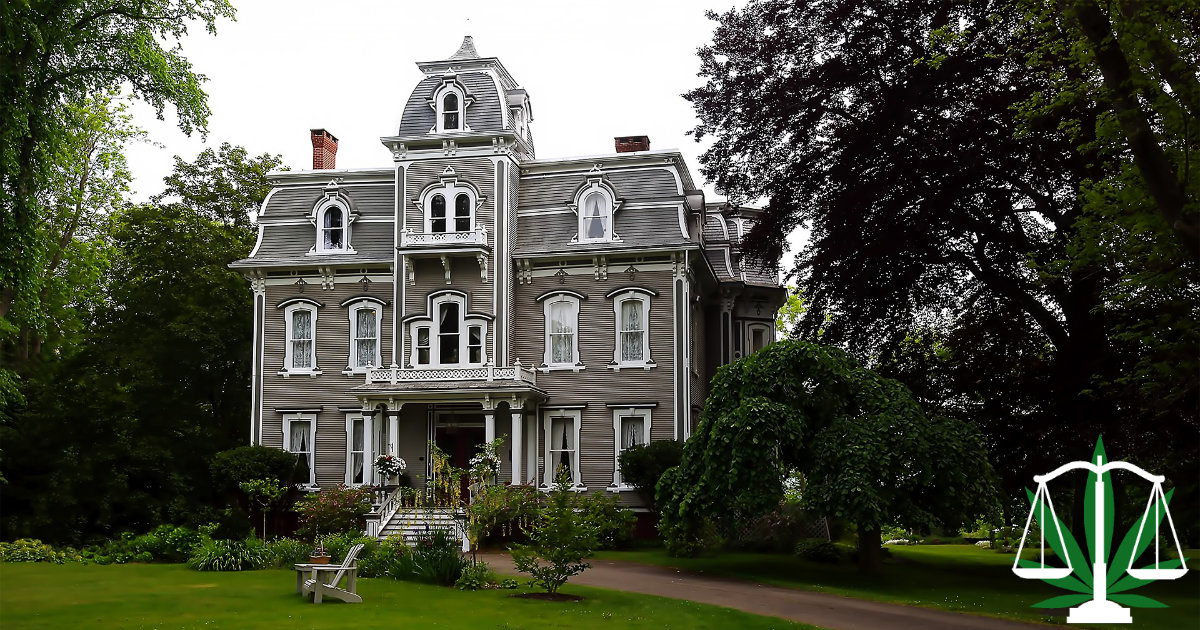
[374,454,406,488]
[310,538,330,564]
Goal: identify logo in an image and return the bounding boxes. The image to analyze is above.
[1011,438,1189,623]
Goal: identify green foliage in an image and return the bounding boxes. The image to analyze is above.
[617,439,683,510]
[466,483,542,547]
[576,492,636,550]
[511,473,599,594]
[295,485,373,539]
[261,538,311,569]
[129,525,204,563]
[239,477,288,539]
[455,560,495,590]
[186,539,269,572]
[357,535,408,579]
[0,539,74,564]
[658,340,1001,572]
[794,538,843,564]
[403,528,467,586]
[211,447,299,496]
[210,507,253,542]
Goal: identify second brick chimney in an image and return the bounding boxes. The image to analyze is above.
[310,129,338,169]
[615,135,650,153]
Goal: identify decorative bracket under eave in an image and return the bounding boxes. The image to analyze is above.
[405,258,416,285]
[440,255,452,284]
[593,255,608,281]
[477,253,489,282]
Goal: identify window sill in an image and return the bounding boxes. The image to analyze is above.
[307,247,358,256]
[538,364,586,373]
[295,483,320,492]
[606,485,637,493]
[279,369,322,379]
[607,361,656,372]
[538,485,587,493]
[342,367,377,376]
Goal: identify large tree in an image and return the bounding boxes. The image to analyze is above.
[0,0,234,370]
[657,341,1000,574]
[685,0,1198,521]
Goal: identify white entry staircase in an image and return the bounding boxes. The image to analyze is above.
[364,488,470,552]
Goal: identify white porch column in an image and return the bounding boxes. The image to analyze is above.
[510,408,523,485]
[483,409,496,444]
[388,409,400,456]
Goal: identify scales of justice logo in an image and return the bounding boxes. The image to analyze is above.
[1012,438,1189,623]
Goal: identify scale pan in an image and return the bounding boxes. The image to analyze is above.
[1013,567,1073,580]
[1126,568,1187,580]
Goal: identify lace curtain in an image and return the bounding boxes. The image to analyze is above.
[356,309,376,367]
[620,300,643,362]
[292,310,312,368]
[621,416,644,450]
[550,301,574,363]
[351,420,364,484]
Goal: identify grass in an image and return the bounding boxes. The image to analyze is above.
[592,545,1200,629]
[0,562,818,630]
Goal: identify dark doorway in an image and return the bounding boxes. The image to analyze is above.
[434,423,485,505]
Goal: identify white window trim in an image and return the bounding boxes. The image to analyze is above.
[572,183,622,244]
[281,303,321,376]
[609,407,652,491]
[311,199,357,255]
[542,409,584,490]
[540,293,584,372]
[407,292,488,368]
[609,290,655,371]
[423,184,477,234]
[345,300,382,374]
[344,413,373,486]
[282,413,317,488]
[433,83,471,133]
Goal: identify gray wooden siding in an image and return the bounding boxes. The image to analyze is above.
[397,72,505,136]
[261,183,393,221]
[260,281,394,488]
[514,203,689,254]
[517,168,680,208]
[512,269,676,491]
[403,158,496,232]
[254,183,394,262]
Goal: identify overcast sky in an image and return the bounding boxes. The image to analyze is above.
[123,1,804,260]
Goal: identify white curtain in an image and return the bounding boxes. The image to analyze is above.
[620,300,643,362]
[351,420,364,484]
[585,193,607,239]
[621,416,644,450]
[323,208,343,248]
[551,416,574,482]
[356,309,377,367]
[292,310,312,368]
[550,301,574,363]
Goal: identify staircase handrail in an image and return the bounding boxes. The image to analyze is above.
[367,486,405,538]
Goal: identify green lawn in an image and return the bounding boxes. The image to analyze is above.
[593,545,1200,629]
[0,562,817,630]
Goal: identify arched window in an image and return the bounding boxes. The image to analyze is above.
[311,195,356,254]
[431,194,447,233]
[573,183,620,243]
[455,193,471,232]
[281,301,321,375]
[442,93,460,130]
[408,292,488,368]
[537,291,585,371]
[607,287,656,370]
[343,297,385,372]
[320,205,345,250]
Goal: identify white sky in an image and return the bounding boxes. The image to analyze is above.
[125,0,803,261]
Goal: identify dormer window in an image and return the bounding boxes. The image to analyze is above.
[442,93,460,130]
[310,188,357,255]
[572,175,621,244]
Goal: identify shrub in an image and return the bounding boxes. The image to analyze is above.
[730,503,825,553]
[359,535,408,578]
[264,538,312,568]
[187,539,270,571]
[577,492,635,550]
[511,473,598,594]
[794,538,842,563]
[617,440,683,509]
[295,485,373,538]
[210,507,254,541]
[498,577,519,589]
[466,484,542,547]
[210,446,301,496]
[405,527,467,586]
[0,539,74,563]
[132,525,204,562]
[455,559,494,590]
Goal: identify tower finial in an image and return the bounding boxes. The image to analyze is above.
[449,35,479,61]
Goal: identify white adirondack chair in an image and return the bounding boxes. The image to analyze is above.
[301,543,365,604]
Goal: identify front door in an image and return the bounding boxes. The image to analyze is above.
[434,423,485,505]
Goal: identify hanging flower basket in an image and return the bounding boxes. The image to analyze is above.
[374,454,406,484]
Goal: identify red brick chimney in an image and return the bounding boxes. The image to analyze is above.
[615,135,650,153]
[310,129,338,169]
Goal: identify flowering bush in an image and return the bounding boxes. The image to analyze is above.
[295,484,374,538]
[468,437,504,484]
[374,454,406,478]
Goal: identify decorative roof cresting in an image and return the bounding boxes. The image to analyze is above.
[449,35,479,61]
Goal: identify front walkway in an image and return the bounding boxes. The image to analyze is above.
[479,553,1049,630]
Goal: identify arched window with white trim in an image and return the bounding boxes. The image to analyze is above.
[279,298,322,376]
[422,178,477,234]
[310,191,357,255]
[431,82,472,134]
[537,291,584,371]
[343,297,384,372]
[407,291,488,368]
[442,92,460,130]
[607,287,655,370]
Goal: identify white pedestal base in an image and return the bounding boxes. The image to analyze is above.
[1068,599,1132,624]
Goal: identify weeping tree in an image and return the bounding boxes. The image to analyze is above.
[657,340,1001,574]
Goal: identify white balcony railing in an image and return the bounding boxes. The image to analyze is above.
[364,360,537,386]
[399,226,488,248]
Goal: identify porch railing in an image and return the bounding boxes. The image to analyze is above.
[398,226,488,248]
[364,360,537,386]
[364,486,404,539]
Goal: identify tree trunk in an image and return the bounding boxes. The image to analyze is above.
[857,523,883,575]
